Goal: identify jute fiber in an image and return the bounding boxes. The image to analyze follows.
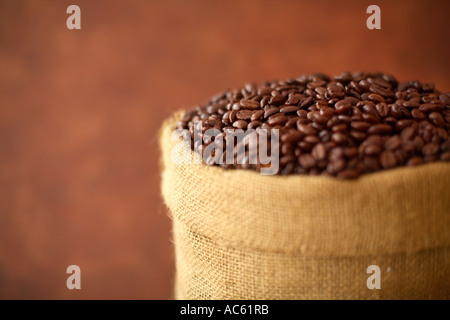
[160,112,450,299]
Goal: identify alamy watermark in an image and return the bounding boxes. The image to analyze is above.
[171,121,280,175]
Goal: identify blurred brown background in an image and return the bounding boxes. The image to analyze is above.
[0,0,449,299]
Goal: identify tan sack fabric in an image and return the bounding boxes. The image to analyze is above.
[160,112,450,299]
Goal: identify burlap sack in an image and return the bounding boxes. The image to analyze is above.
[160,113,450,300]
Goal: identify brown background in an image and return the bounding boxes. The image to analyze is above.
[0,0,449,299]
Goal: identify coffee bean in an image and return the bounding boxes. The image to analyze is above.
[281,131,303,143]
[368,93,385,103]
[429,112,445,127]
[311,143,327,161]
[326,158,346,174]
[229,110,238,123]
[297,123,317,136]
[422,143,439,156]
[331,132,347,144]
[280,106,299,114]
[240,99,260,110]
[250,109,264,121]
[411,108,426,120]
[248,120,261,129]
[335,99,352,114]
[307,80,326,89]
[267,115,288,126]
[179,72,450,179]
[367,124,392,135]
[379,151,397,169]
[337,168,359,179]
[441,151,450,161]
[365,144,382,155]
[269,95,286,106]
[264,107,279,119]
[232,120,248,129]
[420,103,444,113]
[299,154,316,169]
[236,110,254,120]
[375,102,389,118]
[350,121,371,131]
[407,156,424,166]
[385,135,401,150]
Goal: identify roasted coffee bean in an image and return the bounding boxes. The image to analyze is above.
[364,144,382,155]
[337,168,360,179]
[229,109,238,123]
[267,115,288,126]
[179,72,450,179]
[411,108,426,120]
[385,135,401,150]
[248,120,261,129]
[281,131,303,143]
[264,107,279,119]
[297,123,317,135]
[307,80,326,89]
[335,99,352,114]
[379,151,397,169]
[331,132,347,144]
[422,143,439,156]
[367,124,392,135]
[349,130,367,141]
[351,121,371,131]
[441,152,450,161]
[420,103,444,113]
[251,109,264,121]
[407,156,424,166]
[236,110,254,120]
[232,120,248,129]
[280,106,299,114]
[299,154,316,169]
[269,95,286,106]
[326,158,346,174]
[240,99,260,110]
[375,102,389,118]
[429,112,445,127]
[311,143,327,160]
[368,93,385,103]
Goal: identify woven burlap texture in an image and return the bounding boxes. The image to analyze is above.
[160,112,450,299]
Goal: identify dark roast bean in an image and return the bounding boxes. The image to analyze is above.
[422,143,439,156]
[351,121,371,131]
[299,154,316,169]
[368,93,385,103]
[311,143,327,160]
[280,106,299,114]
[407,156,424,166]
[379,151,397,169]
[331,132,347,144]
[248,120,261,129]
[365,144,382,155]
[375,102,389,118]
[281,132,303,143]
[180,72,450,178]
[236,110,254,120]
[411,108,426,120]
[240,99,260,110]
[385,135,401,150]
[269,95,286,106]
[429,112,445,127]
[264,107,279,118]
[267,115,288,126]
[232,120,248,129]
[367,124,392,135]
[337,169,359,179]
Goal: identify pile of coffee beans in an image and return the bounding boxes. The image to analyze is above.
[177,72,450,179]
